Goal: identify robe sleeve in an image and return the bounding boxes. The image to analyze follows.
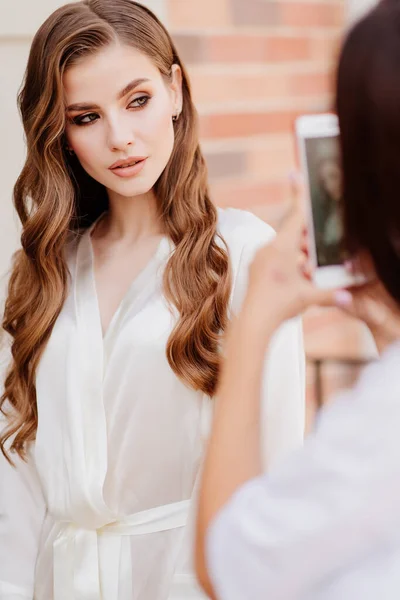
[0,345,47,600]
[229,215,306,468]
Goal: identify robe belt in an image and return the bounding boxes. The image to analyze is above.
[53,499,190,600]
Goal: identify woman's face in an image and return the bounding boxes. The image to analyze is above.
[319,158,342,202]
[63,43,182,202]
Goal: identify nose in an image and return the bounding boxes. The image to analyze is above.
[106,114,135,151]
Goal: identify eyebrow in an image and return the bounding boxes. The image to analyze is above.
[66,77,151,112]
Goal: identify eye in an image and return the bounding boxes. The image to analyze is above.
[129,95,150,109]
[72,113,99,126]
[69,95,151,127]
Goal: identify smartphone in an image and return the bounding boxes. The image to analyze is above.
[295,113,364,289]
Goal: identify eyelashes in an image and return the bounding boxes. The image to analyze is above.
[73,113,98,126]
[70,94,151,127]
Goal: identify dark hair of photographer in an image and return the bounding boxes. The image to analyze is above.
[337,0,400,303]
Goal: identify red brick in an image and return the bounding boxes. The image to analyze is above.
[207,35,267,63]
[264,35,311,61]
[290,71,333,97]
[211,179,290,209]
[310,34,343,62]
[230,0,280,27]
[207,34,312,63]
[190,71,288,105]
[280,2,345,28]
[205,150,247,180]
[246,137,297,179]
[167,0,232,28]
[172,34,206,64]
[200,110,299,139]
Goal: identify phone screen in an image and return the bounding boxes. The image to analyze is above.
[304,134,346,267]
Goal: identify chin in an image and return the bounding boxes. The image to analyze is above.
[111,178,157,198]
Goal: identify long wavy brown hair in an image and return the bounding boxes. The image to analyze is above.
[0,0,231,464]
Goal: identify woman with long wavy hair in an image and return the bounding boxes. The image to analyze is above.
[0,1,305,598]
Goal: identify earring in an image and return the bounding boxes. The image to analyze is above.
[65,145,74,155]
[172,112,180,122]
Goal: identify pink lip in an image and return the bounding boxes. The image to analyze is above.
[109,156,147,169]
[109,157,147,178]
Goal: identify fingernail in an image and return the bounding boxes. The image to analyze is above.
[334,290,353,307]
[344,260,354,274]
[288,170,301,185]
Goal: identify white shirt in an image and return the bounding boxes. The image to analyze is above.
[0,208,305,600]
[207,340,400,600]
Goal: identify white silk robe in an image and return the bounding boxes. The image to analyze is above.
[0,208,305,600]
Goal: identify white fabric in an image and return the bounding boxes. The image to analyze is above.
[207,340,400,600]
[0,208,305,600]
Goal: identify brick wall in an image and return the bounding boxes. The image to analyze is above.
[169,0,343,226]
[166,0,377,421]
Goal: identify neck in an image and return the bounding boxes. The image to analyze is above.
[99,188,164,243]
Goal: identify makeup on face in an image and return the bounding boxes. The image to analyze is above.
[108,156,148,178]
[63,45,181,199]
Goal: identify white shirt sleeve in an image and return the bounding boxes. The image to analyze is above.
[0,346,47,599]
[206,344,400,600]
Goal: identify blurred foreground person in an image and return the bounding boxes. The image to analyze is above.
[196,1,400,598]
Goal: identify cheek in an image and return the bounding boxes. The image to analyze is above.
[65,126,101,166]
[143,103,175,158]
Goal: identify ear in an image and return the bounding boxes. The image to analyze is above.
[169,64,183,116]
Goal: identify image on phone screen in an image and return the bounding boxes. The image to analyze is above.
[304,135,347,267]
